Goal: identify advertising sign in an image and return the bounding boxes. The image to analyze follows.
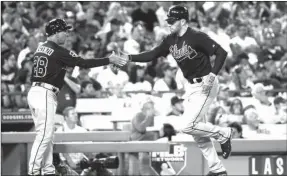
[249,155,287,175]
[150,143,187,175]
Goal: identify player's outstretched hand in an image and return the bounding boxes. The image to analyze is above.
[202,72,216,95]
[108,51,129,67]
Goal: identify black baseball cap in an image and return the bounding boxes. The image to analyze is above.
[45,18,72,37]
[171,96,184,106]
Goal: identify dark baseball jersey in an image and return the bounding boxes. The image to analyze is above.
[130,27,227,81]
[31,41,109,89]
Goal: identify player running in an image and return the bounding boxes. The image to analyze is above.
[114,5,232,176]
[27,19,127,176]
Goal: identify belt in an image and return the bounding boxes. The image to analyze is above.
[188,77,203,84]
[32,82,60,94]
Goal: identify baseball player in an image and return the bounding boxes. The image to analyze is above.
[114,5,232,176]
[27,19,127,176]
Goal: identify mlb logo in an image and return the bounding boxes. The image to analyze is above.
[150,143,187,175]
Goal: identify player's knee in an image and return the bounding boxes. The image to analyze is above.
[36,130,54,142]
[181,122,197,133]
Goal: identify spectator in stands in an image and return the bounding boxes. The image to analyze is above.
[253,65,282,96]
[76,67,104,93]
[274,61,287,88]
[72,47,103,80]
[14,58,33,109]
[273,96,287,124]
[123,21,146,55]
[228,122,243,138]
[82,47,104,80]
[213,106,229,127]
[97,64,129,91]
[17,36,38,69]
[129,98,156,175]
[258,28,286,64]
[214,85,231,112]
[153,63,178,107]
[155,2,173,38]
[167,96,184,116]
[1,82,12,109]
[89,35,104,58]
[153,63,178,92]
[250,83,277,124]
[57,107,89,172]
[205,18,233,58]
[103,2,123,28]
[242,105,272,138]
[124,65,152,92]
[230,23,260,64]
[77,67,91,84]
[99,18,122,55]
[228,98,244,123]
[234,53,256,89]
[252,16,271,46]
[2,52,18,108]
[1,52,18,86]
[131,2,159,32]
[2,19,28,54]
[271,20,287,50]
[80,81,102,98]
[56,67,80,124]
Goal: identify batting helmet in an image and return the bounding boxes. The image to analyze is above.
[166,5,189,24]
[45,19,72,37]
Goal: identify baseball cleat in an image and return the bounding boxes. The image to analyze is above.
[206,171,228,176]
[221,128,232,159]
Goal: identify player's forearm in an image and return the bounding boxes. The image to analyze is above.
[76,57,109,68]
[129,45,164,62]
[211,46,227,75]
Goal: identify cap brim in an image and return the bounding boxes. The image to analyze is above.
[166,17,179,24]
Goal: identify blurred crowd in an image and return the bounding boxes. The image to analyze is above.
[2,1,287,128]
[1,2,287,175]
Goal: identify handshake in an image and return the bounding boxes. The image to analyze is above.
[108,50,130,68]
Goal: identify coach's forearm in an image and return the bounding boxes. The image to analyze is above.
[211,46,227,75]
[76,57,109,68]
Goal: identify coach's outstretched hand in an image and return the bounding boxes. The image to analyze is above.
[108,51,129,67]
[160,123,177,141]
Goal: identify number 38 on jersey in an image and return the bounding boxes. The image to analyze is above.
[33,56,48,77]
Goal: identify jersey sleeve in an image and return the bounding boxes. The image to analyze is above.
[129,36,170,62]
[196,32,220,56]
[58,49,109,68]
[58,49,82,67]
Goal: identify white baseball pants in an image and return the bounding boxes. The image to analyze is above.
[27,86,57,175]
[179,75,231,173]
